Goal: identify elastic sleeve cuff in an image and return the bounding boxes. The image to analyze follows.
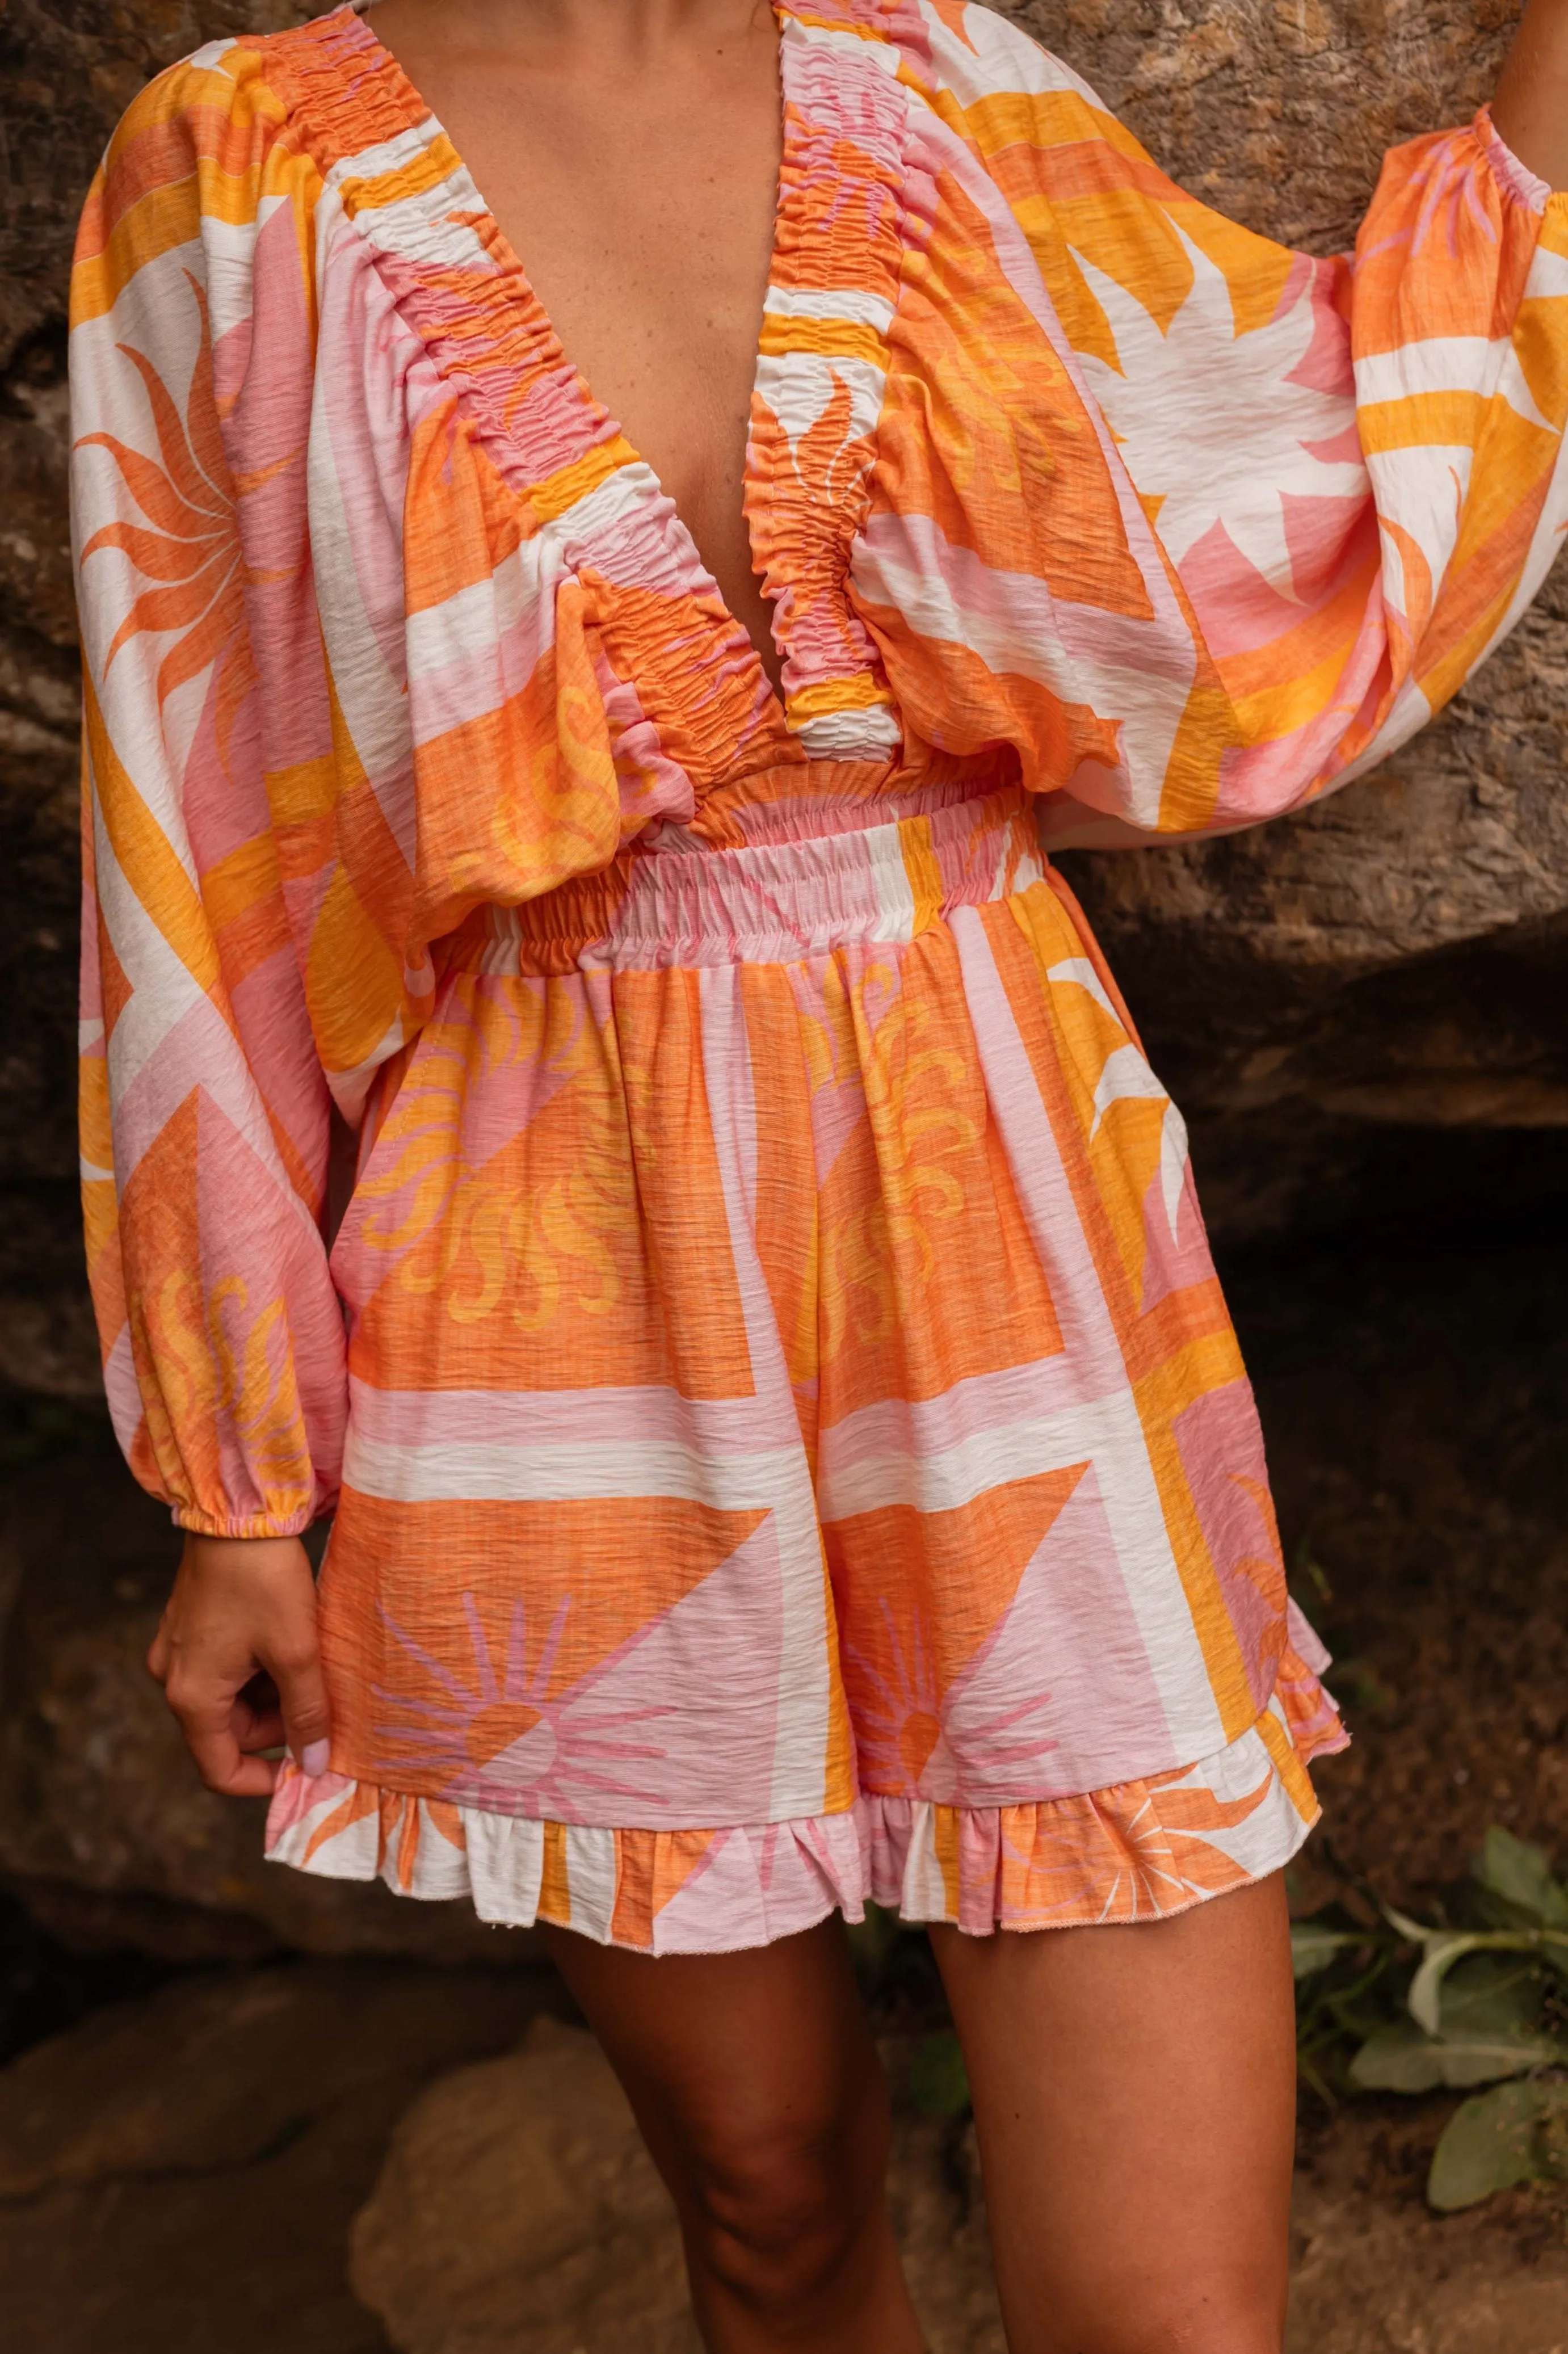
[171,1505,317,1540]
[1477,104,1556,216]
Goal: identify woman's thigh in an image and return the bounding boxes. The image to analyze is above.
[932,1873,1296,2354]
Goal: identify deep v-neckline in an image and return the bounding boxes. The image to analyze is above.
[271,0,914,779]
[352,0,792,715]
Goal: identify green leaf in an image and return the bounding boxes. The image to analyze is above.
[1428,2080,1557,2212]
[1290,1923,1360,1981]
[1405,1930,1568,2035]
[1473,1828,1568,1928]
[1408,1933,1494,2035]
[1440,1951,1549,2035]
[907,2032,970,2120]
[1350,1951,1559,2091]
[1349,2017,1562,2092]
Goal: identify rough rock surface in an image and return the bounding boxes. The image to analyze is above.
[350,2019,700,2354]
[0,1431,543,1964]
[0,1956,554,2354]
[2,0,1565,1390]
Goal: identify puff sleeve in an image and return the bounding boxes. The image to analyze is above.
[72,49,347,1535]
[952,14,1568,838]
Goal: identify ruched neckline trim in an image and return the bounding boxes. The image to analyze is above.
[249,1,931,796]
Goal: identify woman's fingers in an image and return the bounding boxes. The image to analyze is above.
[263,1632,334,1777]
[145,1611,172,1684]
[234,1672,287,1754]
[163,1680,280,1797]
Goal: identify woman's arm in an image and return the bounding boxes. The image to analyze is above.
[74,58,345,1790]
[1493,0,1568,187]
[963,3,1568,847]
[74,56,345,1542]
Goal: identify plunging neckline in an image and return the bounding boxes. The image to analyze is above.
[351,0,792,717]
[270,0,913,778]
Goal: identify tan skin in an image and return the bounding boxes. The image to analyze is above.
[152,5,1568,2345]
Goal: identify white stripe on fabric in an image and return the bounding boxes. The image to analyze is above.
[1525,239,1568,300]
[1045,957,1120,1023]
[786,12,904,73]
[819,1387,1145,1521]
[764,285,898,333]
[403,554,547,683]
[346,1377,802,1455]
[754,351,887,444]
[322,122,441,194]
[1356,334,1552,429]
[465,1813,545,1928]
[342,1432,809,1507]
[1089,1043,1167,1137]
[306,204,420,843]
[564,1827,620,1943]
[918,0,1104,109]
[794,706,903,759]
[949,906,1225,1758]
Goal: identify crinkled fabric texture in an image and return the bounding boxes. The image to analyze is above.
[71,0,1567,1949]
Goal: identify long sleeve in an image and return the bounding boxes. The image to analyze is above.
[931,11,1568,839]
[72,49,346,1535]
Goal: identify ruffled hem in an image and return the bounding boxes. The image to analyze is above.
[264,1685,1346,1957]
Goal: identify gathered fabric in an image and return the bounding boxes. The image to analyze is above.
[72,0,1566,1948]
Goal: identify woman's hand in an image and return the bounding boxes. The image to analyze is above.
[1493,0,1568,190]
[146,1533,331,1797]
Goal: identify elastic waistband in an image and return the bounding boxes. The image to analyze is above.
[450,783,1047,976]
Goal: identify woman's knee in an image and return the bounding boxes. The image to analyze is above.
[1037,2272,1285,2354]
[678,2070,893,2317]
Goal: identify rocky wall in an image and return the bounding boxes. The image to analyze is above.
[1,0,1563,1398]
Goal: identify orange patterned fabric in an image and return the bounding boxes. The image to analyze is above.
[73,0,1566,1948]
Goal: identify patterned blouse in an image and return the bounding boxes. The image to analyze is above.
[70,0,1566,1951]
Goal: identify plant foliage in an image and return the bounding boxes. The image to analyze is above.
[1292,1827,1568,2210]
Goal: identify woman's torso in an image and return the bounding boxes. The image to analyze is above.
[69,0,1565,1140]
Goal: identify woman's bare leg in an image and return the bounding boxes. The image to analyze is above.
[542,1916,927,2354]
[932,1873,1296,2354]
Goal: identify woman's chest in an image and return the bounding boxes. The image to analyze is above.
[361,11,785,682]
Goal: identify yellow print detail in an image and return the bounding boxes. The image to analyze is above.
[813,963,978,1361]
[350,981,638,1331]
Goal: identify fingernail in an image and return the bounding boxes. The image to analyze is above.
[300,1739,331,1777]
